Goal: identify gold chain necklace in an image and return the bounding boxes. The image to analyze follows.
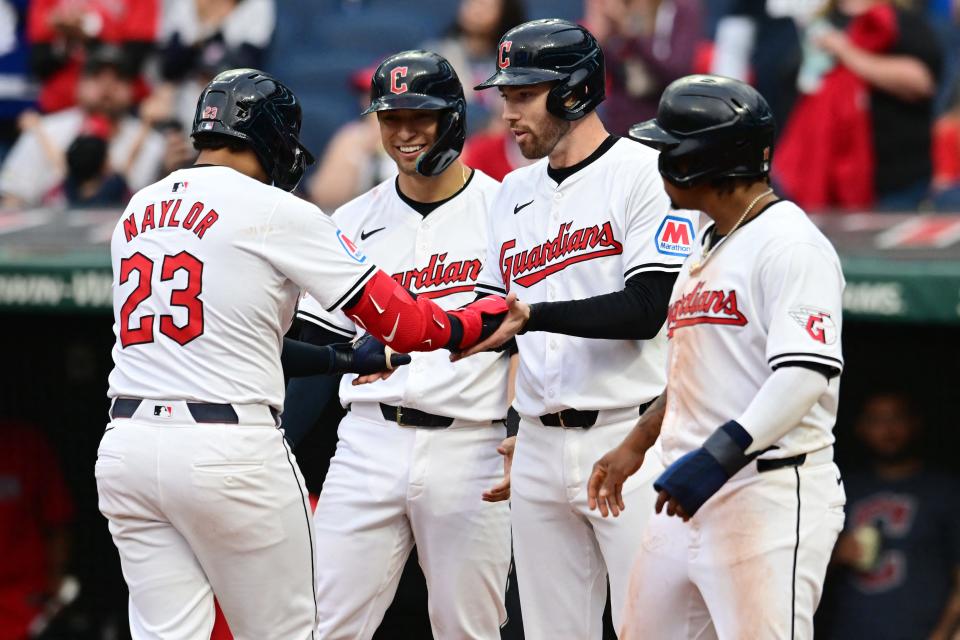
[689,188,774,276]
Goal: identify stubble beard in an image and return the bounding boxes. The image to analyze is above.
[518,117,571,159]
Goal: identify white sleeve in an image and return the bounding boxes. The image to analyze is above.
[760,242,845,373]
[296,293,357,338]
[737,365,829,454]
[0,130,52,204]
[258,196,378,312]
[473,187,508,296]
[621,166,696,280]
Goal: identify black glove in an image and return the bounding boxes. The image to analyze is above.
[329,334,411,376]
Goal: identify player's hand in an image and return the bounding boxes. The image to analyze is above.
[588,444,646,517]
[452,292,529,360]
[331,334,411,379]
[482,436,516,502]
[655,489,691,522]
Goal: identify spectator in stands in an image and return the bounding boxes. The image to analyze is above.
[821,391,960,639]
[585,0,705,135]
[461,125,533,181]
[154,0,276,132]
[0,419,74,640]
[776,0,942,211]
[0,0,35,164]
[423,0,527,132]
[931,93,960,209]
[26,0,158,114]
[308,64,396,212]
[0,45,165,209]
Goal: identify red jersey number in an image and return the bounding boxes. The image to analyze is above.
[119,252,205,347]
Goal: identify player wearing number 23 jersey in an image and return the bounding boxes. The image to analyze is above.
[96,69,507,640]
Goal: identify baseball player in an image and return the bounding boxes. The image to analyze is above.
[95,69,507,640]
[465,19,697,640]
[289,50,514,639]
[588,75,846,639]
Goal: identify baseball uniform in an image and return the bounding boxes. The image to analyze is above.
[474,135,696,639]
[621,200,846,639]
[297,170,512,639]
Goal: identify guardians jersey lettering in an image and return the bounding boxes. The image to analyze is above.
[666,282,748,337]
[392,253,482,297]
[499,221,623,289]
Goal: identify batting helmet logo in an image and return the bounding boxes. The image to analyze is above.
[497,41,512,69]
[390,67,409,94]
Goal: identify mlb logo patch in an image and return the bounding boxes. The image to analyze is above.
[337,230,367,264]
[172,181,188,193]
[153,405,173,419]
[202,106,219,119]
[655,215,695,257]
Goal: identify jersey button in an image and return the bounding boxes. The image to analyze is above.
[553,192,562,201]
[549,340,557,350]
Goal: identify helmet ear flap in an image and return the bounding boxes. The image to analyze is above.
[415,100,466,177]
[545,52,604,121]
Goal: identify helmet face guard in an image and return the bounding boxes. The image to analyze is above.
[474,19,605,122]
[192,69,315,192]
[363,51,467,177]
[628,75,776,188]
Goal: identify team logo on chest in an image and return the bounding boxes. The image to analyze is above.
[392,252,482,299]
[499,221,623,289]
[667,281,748,337]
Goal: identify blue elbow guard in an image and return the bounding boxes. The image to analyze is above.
[653,420,757,516]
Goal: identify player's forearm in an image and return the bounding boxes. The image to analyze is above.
[342,270,506,353]
[523,271,676,340]
[621,392,667,454]
[281,338,340,377]
[736,366,829,455]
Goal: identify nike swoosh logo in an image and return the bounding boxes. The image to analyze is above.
[513,200,534,214]
[370,295,384,314]
[360,227,386,241]
[836,475,842,485]
[383,315,400,343]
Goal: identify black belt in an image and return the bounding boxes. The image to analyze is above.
[379,403,454,428]
[540,399,655,430]
[110,398,278,425]
[757,453,807,473]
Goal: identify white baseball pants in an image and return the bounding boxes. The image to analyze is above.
[619,449,846,640]
[511,410,663,640]
[311,403,511,639]
[95,401,317,640]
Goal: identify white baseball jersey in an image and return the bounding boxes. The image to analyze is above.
[297,170,511,422]
[660,200,845,464]
[107,165,378,411]
[474,137,697,417]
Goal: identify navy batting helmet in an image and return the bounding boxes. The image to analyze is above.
[192,68,315,192]
[629,75,775,188]
[362,50,466,177]
[474,19,604,121]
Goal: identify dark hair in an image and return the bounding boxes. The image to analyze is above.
[192,134,250,154]
[710,175,770,196]
[447,0,528,49]
[67,135,109,183]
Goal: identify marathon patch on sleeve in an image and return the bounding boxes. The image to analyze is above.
[655,216,695,257]
[337,229,367,264]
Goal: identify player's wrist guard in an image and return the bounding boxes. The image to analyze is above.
[653,420,759,517]
[445,295,509,351]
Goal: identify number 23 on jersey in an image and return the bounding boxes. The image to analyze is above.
[119,251,204,347]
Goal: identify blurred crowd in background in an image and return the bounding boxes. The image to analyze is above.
[2,0,960,213]
[2,1,960,639]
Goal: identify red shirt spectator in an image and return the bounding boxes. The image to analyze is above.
[0,421,73,640]
[27,0,158,113]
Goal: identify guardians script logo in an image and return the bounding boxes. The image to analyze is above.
[392,252,481,299]
[667,282,748,337]
[499,221,623,289]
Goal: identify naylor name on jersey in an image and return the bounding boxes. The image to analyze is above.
[122,199,220,242]
[498,220,623,289]
[666,281,748,338]
[391,252,482,298]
